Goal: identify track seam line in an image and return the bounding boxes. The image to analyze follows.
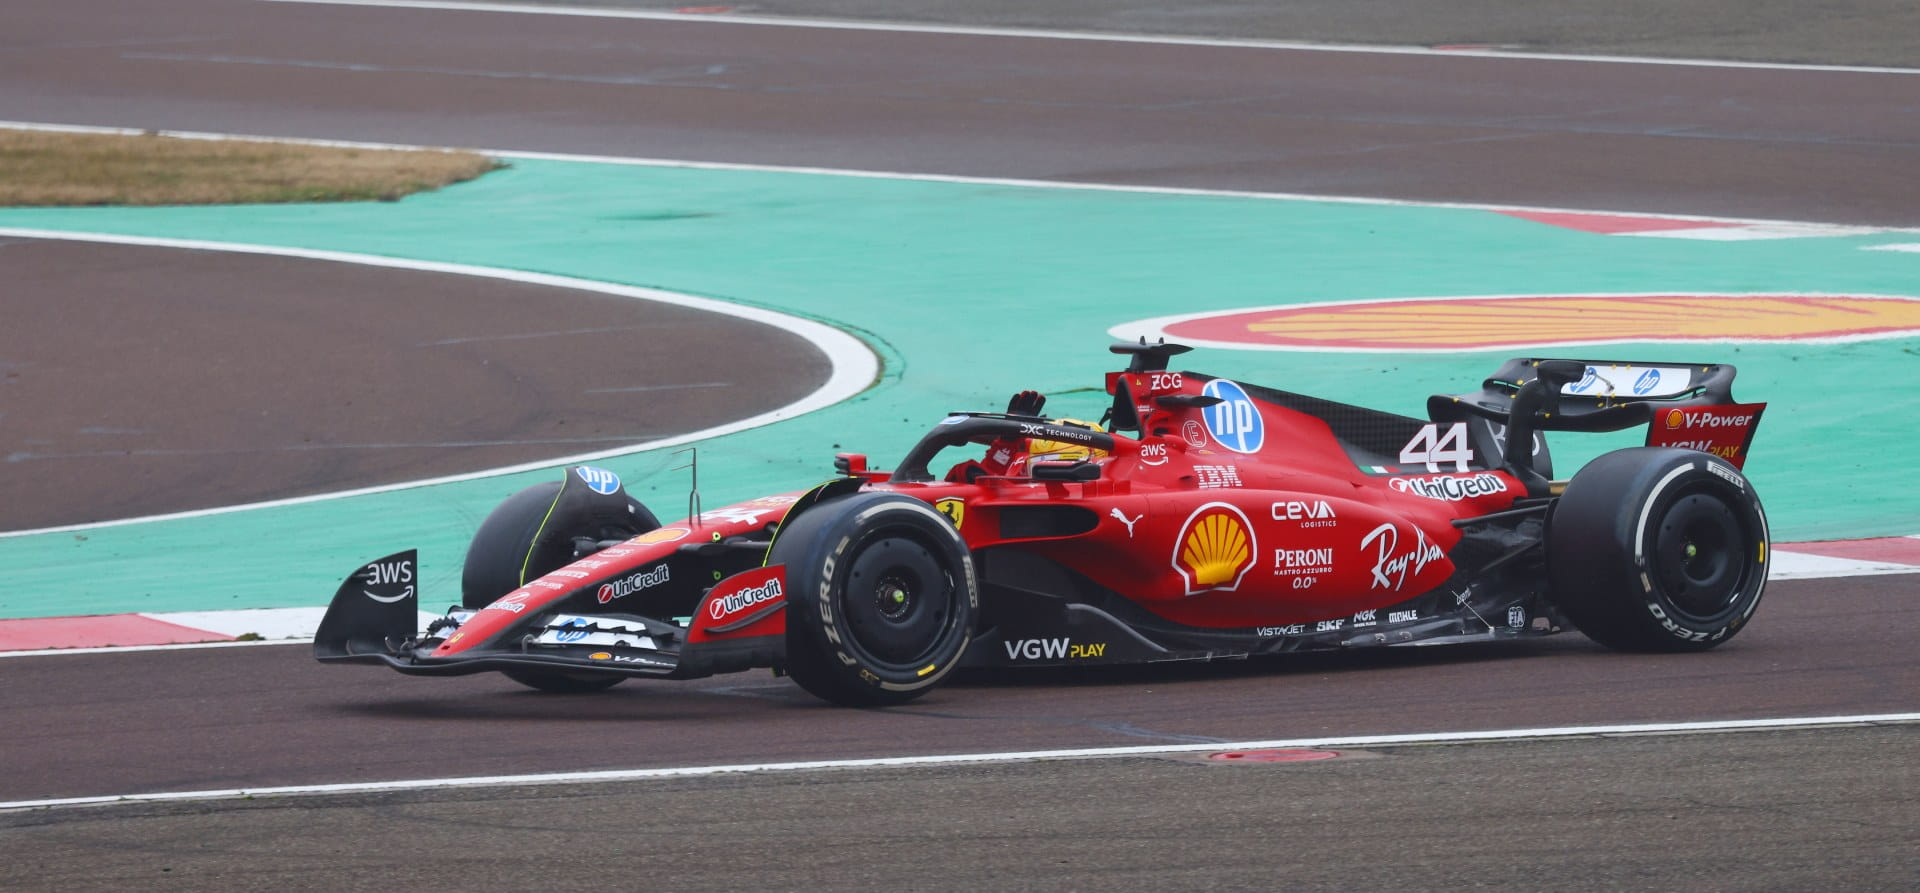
[255,0,1920,76]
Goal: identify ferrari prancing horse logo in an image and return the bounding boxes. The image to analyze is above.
[934,498,965,529]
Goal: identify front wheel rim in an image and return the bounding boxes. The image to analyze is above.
[840,535,954,668]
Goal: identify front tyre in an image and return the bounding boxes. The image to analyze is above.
[462,480,660,610]
[769,493,977,707]
[462,473,660,693]
[1548,447,1769,652]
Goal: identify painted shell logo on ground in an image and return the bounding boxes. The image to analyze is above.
[1117,294,1920,351]
[1174,503,1256,594]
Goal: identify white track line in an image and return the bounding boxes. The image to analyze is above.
[0,228,878,539]
[259,0,1920,76]
[8,120,1915,234]
[6,712,1916,811]
[1769,551,1920,580]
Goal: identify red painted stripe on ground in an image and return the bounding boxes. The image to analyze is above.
[0,614,236,651]
[1497,210,1726,234]
[1777,536,1920,565]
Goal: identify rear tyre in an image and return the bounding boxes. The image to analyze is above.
[770,493,976,707]
[1548,447,1768,652]
[462,478,660,693]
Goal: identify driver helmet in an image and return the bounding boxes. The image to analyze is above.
[1024,418,1110,464]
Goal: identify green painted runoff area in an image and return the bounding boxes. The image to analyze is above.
[2,159,1915,618]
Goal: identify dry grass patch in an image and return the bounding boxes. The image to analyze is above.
[0,129,502,206]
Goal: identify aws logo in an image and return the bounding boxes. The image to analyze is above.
[1172,502,1256,595]
[1114,294,1920,352]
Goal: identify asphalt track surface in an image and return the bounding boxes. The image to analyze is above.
[2,575,1917,886]
[3,728,1914,890]
[4,577,1918,804]
[546,0,1920,68]
[3,0,1918,887]
[5,0,1917,226]
[0,236,828,530]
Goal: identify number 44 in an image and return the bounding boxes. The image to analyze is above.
[1399,423,1474,473]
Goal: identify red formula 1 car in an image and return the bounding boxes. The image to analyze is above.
[317,341,1771,706]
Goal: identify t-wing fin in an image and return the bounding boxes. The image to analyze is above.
[1104,338,1194,435]
[1109,337,1192,373]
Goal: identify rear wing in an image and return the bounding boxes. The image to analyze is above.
[1429,359,1764,495]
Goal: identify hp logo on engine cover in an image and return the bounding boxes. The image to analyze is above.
[1201,379,1264,454]
[574,466,622,495]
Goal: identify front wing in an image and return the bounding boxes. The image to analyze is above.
[314,550,782,682]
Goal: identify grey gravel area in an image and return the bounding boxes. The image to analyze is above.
[518,1,1920,67]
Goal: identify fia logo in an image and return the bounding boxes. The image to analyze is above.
[1200,379,1264,454]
